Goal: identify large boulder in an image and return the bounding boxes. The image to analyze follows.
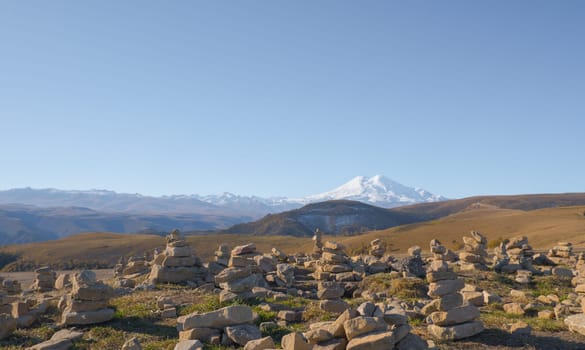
[177,305,254,331]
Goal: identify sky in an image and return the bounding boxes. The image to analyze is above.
[1,1,584,199]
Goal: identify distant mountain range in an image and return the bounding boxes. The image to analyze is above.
[0,176,447,244]
[0,175,444,216]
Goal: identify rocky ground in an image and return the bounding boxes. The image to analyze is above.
[1,231,585,350]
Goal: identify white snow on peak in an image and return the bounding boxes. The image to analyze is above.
[297,175,445,208]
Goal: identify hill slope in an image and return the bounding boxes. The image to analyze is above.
[0,204,246,244]
[224,200,420,236]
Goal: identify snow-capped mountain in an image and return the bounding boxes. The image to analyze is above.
[0,176,445,217]
[297,175,445,208]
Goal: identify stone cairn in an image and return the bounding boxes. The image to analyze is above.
[458,231,488,271]
[60,270,115,325]
[177,304,262,347]
[548,242,574,263]
[364,239,389,275]
[390,245,425,278]
[564,260,585,336]
[1,278,21,295]
[31,266,56,292]
[215,243,268,303]
[503,236,538,283]
[0,288,17,339]
[311,228,324,259]
[492,241,510,273]
[206,244,231,276]
[149,229,209,285]
[285,300,428,350]
[315,241,367,313]
[426,239,484,340]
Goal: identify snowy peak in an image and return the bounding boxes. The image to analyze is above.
[302,175,444,208]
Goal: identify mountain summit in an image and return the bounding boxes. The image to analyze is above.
[300,175,445,208]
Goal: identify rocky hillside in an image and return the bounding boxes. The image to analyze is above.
[223,200,420,236]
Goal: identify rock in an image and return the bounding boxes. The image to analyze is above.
[174,340,204,350]
[26,339,72,350]
[462,291,484,307]
[50,329,84,342]
[408,246,422,257]
[0,313,17,339]
[313,338,347,350]
[396,333,428,350]
[61,308,115,325]
[244,336,275,350]
[281,332,312,350]
[179,328,221,342]
[346,330,394,350]
[427,321,484,340]
[232,243,257,256]
[509,321,531,335]
[426,271,457,283]
[538,310,555,319]
[427,305,480,326]
[319,299,349,314]
[317,282,345,300]
[428,279,464,298]
[356,302,376,317]
[343,317,388,340]
[503,303,525,316]
[304,328,334,344]
[178,305,254,331]
[225,324,262,346]
[565,314,585,336]
[121,337,142,350]
[55,274,71,290]
[552,267,573,278]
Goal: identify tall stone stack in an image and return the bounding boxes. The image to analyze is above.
[426,239,484,340]
[501,236,535,273]
[369,239,385,257]
[564,262,585,336]
[363,239,390,275]
[459,231,488,271]
[60,270,115,325]
[215,243,268,302]
[207,244,231,275]
[311,228,324,259]
[148,229,210,285]
[31,267,56,292]
[314,241,358,283]
[492,242,510,272]
[317,281,348,314]
[215,244,231,267]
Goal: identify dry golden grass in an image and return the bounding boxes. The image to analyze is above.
[343,205,585,253]
[1,205,584,270]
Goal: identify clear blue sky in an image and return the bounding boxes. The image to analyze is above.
[1,1,584,199]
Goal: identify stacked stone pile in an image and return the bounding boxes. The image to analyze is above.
[60,270,115,325]
[458,231,488,271]
[492,242,510,272]
[548,242,574,264]
[11,297,49,328]
[0,311,17,340]
[317,281,348,314]
[292,301,428,350]
[364,239,390,275]
[311,229,324,260]
[149,229,210,285]
[499,236,536,274]
[315,241,361,283]
[426,240,484,340]
[206,244,231,275]
[177,305,262,347]
[564,262,585,336]
[215,243,269,302]
[122,256,150,277]
[1,278,21,295]
[31,267,56,292]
